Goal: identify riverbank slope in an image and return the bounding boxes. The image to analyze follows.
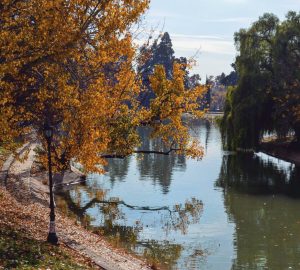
[0,143,152,270]
[0,187,103,269]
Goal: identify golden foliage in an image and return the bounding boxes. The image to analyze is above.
[146,63,206,158]
[0,0,205,173]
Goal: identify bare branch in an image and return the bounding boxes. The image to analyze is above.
[101,148,181,159]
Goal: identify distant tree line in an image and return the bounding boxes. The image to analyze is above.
[205,70,238,112]
[217,69,238,88]
[221,12,300,150]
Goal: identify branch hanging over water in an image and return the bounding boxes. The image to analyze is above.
[101,148,181,159]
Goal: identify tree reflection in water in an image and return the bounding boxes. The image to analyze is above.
[216,153,300,269]
[56,121,300,269]
[217,152,300,196]
[57,185,203,269]
[103,157,132,186]
[137,127,186,194]
[98,120,209,195]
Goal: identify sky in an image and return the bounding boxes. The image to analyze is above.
[142,0,300,81]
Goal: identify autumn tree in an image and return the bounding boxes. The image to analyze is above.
[138,32,196,108]
[0,0,206,173]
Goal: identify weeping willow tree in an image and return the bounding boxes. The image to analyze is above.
[221,12,300,150]
[272,12,300,141]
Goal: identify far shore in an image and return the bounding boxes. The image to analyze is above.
[259,140,300,166]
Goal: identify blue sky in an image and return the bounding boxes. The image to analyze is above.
[143,0,300,80]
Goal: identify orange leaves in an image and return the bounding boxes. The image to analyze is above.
[147,62,206,159]
[0,0,149,173]
[1,0,205,173]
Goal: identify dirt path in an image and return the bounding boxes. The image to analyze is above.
[0,142,30,186]
[1,142,151,270]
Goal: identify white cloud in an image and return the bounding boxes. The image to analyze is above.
[170,34,235,56]
[171,33,227,40]
[170,34,236,78]
[133,32,236,78]
[134,32,235,56]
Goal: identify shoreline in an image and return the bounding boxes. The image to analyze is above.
[0,142,152,270]
[0,187,104,270]
[259,141,300,166]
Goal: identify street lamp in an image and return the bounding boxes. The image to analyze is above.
[44,123,58,245]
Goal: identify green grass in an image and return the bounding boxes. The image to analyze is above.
[0,225,91,270]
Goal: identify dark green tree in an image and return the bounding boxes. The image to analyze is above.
[138,32,175,107]
[273,11,300,142]
[222,12,300,150]
[219,70,238,87]
[153,32,175,79]
[221,13,280,150]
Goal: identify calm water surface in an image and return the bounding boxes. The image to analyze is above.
[58,121,300,270]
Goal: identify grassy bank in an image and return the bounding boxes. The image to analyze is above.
[0,224,93,270]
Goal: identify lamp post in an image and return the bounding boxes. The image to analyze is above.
[44,123,58,245]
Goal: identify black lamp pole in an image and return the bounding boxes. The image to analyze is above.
[44,124,58,245]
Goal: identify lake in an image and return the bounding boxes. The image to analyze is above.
[57,120,300,269]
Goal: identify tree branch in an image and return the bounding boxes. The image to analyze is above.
[101,148,181,159]
[134,148,180,155]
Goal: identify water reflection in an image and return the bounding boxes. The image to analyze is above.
[217,153,300,269]
[139,240,182,268]
[204,120,212,151]
[104,157,132,185]
[57,183,203,269]
[137,127,186,194]
[217,152,300,197]
[57,121,300,270]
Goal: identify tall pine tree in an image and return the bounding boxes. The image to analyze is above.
[138,32,176,107]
